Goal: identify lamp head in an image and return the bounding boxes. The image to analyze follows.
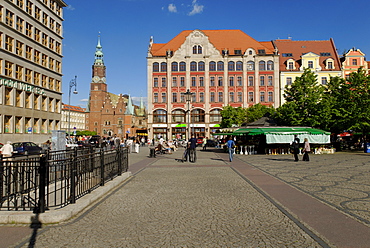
[73,91,78,94]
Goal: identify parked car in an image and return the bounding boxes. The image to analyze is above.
[0,143,3,154]
[89,135,101,148]
[12,142,43,156]
[196,137,204,146]
[206,139,218,147]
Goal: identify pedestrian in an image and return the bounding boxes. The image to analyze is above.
[302,138,310,161]
[292,135,300,162]
[202,137,207,151]
[1,141,13,160]
[227,137,235,162]
[188,134,197,162]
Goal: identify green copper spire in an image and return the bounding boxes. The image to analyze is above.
[125,94,135,115]
[94,35,104,65]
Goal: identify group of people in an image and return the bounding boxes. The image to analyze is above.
[292,135,311,162]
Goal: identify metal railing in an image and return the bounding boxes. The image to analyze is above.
[0,147,128,212]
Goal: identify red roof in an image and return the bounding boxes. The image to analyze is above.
[274,39,341,72]
[62,104,86,112]
[150,30,275,56]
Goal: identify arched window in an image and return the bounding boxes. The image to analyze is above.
[267,61,274,70]
[228,61,235,71]
[209,61,216,71]
[198,61,205,71]
[179,62,186,71]
[209,109,222,123]
[259,61,266,71]
[217,61,224,71]
[160,62,167,72]
[190,61,197,71]
[172,109,186,123]
[153,109,167,123]
[191,109,205,123]
[247,61,255,70]
[171,62,178,71]
[198,45,202,54]
[153,62,159,72]
[236,61,243,71]
[193,46,197,54]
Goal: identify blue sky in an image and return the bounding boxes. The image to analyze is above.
[62,0,370,108]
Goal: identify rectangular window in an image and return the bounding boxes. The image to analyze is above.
[248,76,254,86]
[180,93,185,102]
[172,93,177,102]
[16,41,23,56]
[5,61,13,77]
[161,77,166,87]
[180,77,185,87]
[34,50,40,63]
[42,33,48,46]
[321,77,327,85]
[6,10,14,27]
[286,77,292,85]
[34,72,40,85]
[229,76,234,86]
[218,92,223,102]
[153,93,158,103]
[34,28,40,42]
[5,88,12,105]
[268,76,273,86]
[248,92,254,102]
[199,92,204,102]
[42,75,47,87]
[191,77,196,87]
[229,92,234,102]
[49,57,54,70]
[352,59,357,66]
[308,61,313,68]
[260,92,265,102]
[4,116,12,133]
[56,61,61,73]
[172,77,177,87]
[218,77,223,86]
[210,77,215,87]
[210,92,215,102]
[25,93,31,108]
[49,37,54,50]
[25,68,32,83]
[43,13,48,26]
[26,46,32,59]
[16,17,24,32]
[191,93,196,103]
[327,61,333,69]
[238,92,242,102]
[26,1,33,15]
[42,54,48,67]
[5,36,13,52]
[16,65,23,80]
[56,23,61,35]
[16,90,22,107]
[268,92,273,102]
[153,77,158,87]
[161,93,166,103]
[56,42,61,54]
[237,76,242,86]
[199,77,204,87]
[35,7,41,20]
[49,18,55,30]
[260,76,265,86]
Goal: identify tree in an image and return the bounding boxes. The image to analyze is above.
[274,68,324,127]
[245,103,275,123]
[220,105,247,128]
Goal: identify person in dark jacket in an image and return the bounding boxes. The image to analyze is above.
[292,135,300,162]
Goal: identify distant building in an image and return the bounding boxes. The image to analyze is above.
[273,39,342,105]
[61,104,86,134]
[86,37,146,139]
[341,48,369,78]
[147,29,280,140]
[0,0,67,143]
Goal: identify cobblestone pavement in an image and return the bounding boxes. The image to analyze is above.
[16,155,322,247]
[235,152,370,227]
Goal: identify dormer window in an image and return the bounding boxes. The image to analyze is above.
[286,59,296,70]
[192,45,202,54]
[325,58,335,70]
[234,50,242,55]
[258,49,265,55]
[308,61,313,69]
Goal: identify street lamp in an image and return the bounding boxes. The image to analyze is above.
[184,89,194,141]
[68,75,78,136]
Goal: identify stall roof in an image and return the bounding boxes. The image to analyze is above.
[233,127,330,135]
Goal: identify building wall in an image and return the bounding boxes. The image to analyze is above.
[0,0,67,144]
[61,104,86,134]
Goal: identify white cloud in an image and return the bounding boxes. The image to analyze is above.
[80,99,88,102]
[168,3,177,13]
[188,0,204,16]
[66,5,75,11]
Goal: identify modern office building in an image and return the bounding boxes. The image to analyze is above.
[147,29,280,140]
[0,0,67,143]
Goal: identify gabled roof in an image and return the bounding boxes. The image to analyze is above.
[62,104,86,112]
[274,39,341,71]
[150,30,275,56]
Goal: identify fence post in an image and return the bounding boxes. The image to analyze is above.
[100,149,105,186]
[0,155,3,208]
[70,149,77,204]
[37,155,47,213]
[117,147,122,176]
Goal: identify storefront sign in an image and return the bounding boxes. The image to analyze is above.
[0,77,46,95]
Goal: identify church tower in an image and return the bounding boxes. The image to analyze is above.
[91,35,107,92]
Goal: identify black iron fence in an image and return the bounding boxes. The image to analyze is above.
[0,147,128,212]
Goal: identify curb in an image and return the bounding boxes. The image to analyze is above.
[0,172,132,224]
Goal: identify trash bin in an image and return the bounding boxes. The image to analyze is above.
[364,143,370,153]
[149,148,156,158]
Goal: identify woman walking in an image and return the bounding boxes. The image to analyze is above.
[302,138,310,161]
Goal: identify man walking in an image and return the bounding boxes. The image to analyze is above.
[292,135,300,162]
[227,137,235,162]
[188,134,197,162]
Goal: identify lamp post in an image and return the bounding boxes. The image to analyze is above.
[184,89,193,141]
[68,76,78,136]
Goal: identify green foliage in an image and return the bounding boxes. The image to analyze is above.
[220,105,247,128]
[76,130,97,136]
[245,103,275,123]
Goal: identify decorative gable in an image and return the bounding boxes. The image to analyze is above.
[300,52,321,71]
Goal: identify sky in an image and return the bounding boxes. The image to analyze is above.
[62,0,370,108]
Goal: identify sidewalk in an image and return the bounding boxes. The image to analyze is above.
[1,147,370,247]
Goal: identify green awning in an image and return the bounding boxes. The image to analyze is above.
[233,127,330,135]
[175,124,187,127]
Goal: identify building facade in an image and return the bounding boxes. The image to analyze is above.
[147,29,280,140]
[61,103,86,134]
[273,39,342,105]
[86,37,146,139]
[0,0,67,143]
[341,48,369,78]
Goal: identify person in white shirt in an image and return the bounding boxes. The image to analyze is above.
[1,141,13,160]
